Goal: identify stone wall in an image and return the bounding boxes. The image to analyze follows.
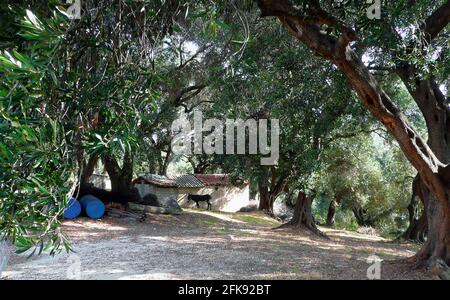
[135,184,178,203]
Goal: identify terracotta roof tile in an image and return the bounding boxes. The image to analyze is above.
[132,174,177,188]
[194,174,230,186]
[174,175,205,188]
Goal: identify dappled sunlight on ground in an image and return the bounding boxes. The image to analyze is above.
[185,209,245,223]
[118,273,182,280]
[2,210,436,280]
[322,228,386,242]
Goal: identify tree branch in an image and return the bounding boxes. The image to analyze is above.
[174,84,207,106]
[256,0,450,208]
[177,44,212,70]
[422,0,450,44]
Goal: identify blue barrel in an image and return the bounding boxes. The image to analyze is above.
[79,195,105,220]
[64,198,81,220]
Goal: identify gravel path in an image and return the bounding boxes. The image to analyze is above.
[2,210,435,280]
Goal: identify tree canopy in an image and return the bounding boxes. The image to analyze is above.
[0,0,449,277]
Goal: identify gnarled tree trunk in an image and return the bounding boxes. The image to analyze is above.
[80,154,99,187]
[352,205,375,228]
[258,172,287,215]
[103,153,133,195]
[277,191,326,237]
[256,0,450,276]
[258,184,273,212]
[416,194,450,278]
[326,189,348,227]
[326,198,337,227]
[102,151,140,204]
[396,49,450,277]
[401,175,428,242]
[74,153,99,199]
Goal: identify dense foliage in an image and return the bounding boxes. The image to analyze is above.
[0,9,73,253]
[0,0,448,271]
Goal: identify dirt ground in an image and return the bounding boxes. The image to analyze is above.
[2,210,436,280]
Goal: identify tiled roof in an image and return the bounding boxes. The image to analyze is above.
[132,174,177,188]
[175,175,205,188]
[194,174,231,186]
[133,174,243,188]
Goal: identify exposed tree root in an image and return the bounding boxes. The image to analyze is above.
[274,222,329,239]
[272,191,328,239]
[399,175,428,242]
[428,259,450,280]
[411,256,450,280]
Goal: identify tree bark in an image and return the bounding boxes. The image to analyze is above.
[80,154,99,186]
[256,0,450,275]
[326,189,348,227]
[258,174,287,215]
[396,38,450,272]
[401,175,428,242]
[75,153,99,199]
[351,203,375,228]
[326,198,337,227]
[258,183,273,213]
[416,193,450,278]
[102,151,140,204]
[277,191,326,237]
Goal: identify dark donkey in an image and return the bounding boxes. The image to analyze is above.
[187,194,212,210]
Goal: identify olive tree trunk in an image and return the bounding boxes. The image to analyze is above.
[326,198,337,227]
[277,191,326,237]
[80,154,99,186]
[258,174,287,215]
[401,175,428,242]
[101,152,140,204]
[256,0,450,276]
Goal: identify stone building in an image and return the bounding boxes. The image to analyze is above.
[133,174,250,212]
